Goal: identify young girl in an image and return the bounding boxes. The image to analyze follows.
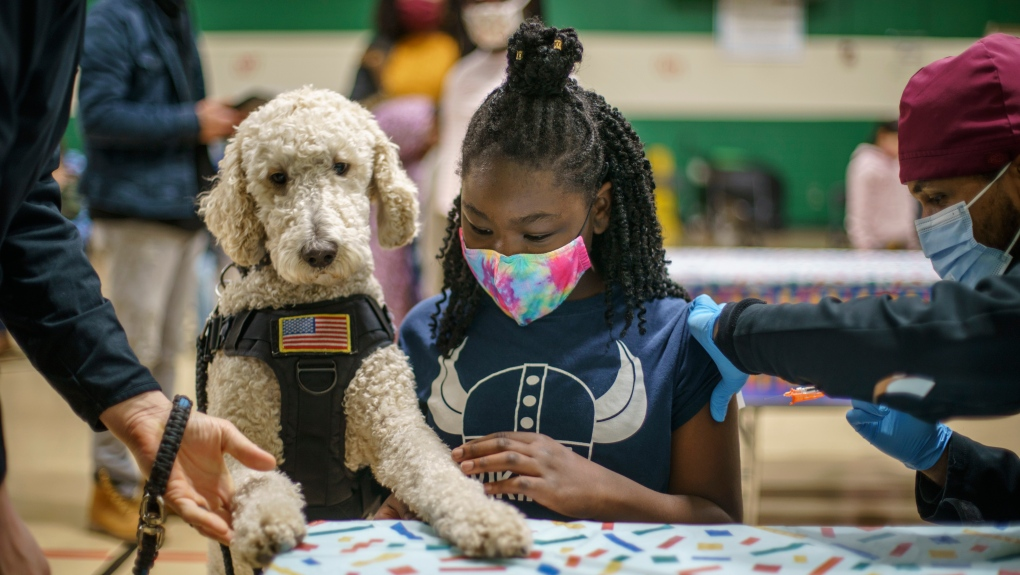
[380,19,741,523]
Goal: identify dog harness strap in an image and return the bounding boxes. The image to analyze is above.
[218,294,394,518]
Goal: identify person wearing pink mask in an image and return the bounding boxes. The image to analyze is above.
[350,0,471,105]
[420,0,542,297]
[377,21,742,524]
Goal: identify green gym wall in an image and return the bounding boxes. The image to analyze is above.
[69,0,1020,227]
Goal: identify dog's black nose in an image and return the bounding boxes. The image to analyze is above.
[301,244,337,268]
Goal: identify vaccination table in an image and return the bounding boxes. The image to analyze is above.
[269,519,1020,575]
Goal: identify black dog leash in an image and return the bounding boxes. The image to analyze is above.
[132,394,192,575]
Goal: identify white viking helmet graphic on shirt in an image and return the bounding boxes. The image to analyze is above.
[427,339,648,458]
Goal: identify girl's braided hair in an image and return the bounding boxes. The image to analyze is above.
[431,18,689,356]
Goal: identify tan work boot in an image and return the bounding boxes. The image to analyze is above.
[88,468,141,541]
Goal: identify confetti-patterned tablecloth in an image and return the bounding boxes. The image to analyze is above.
[270,520,1020,575]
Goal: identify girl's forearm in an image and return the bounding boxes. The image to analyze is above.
[586,467,739,523]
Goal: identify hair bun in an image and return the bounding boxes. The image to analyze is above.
[505,19,582,98]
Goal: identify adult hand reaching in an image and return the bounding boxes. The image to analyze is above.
[687,294,749,423]
[99,391,277,544]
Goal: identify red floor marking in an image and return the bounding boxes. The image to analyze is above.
[753,565,781,573]
[742,537,760,546]
[296,542,319,551]
[441,555,469,562]
[389,566,417,575]
[588,549,608,558]
[809,557,843,575]
[528,550,543,560]
[972,545,989,552]
[659,535,684,549]
[602,522,614,530]
[566,555,581,567]
[820,528,835,538]
[44,548,207,562]
[44,549,113,560]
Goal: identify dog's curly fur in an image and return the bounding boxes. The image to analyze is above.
[199,87,531,574]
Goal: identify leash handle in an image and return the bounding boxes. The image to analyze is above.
[132,395,192,575]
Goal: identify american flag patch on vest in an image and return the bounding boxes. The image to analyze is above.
[277,314,352,353]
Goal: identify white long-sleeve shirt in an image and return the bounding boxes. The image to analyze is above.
[845,143,920,250]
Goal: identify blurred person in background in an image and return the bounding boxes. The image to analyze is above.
[351,0,470,105]
[845,121,920,250]
[351,0,471,325]
[77,0,242,540]
[420,0,542,296]
[371,96,438,325]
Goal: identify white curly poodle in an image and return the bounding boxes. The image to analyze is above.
[198,87,531,574]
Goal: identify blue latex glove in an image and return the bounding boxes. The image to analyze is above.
[846,399,952,471]
[687,294,749,422]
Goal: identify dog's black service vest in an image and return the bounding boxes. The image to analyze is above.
[196,294,393,521]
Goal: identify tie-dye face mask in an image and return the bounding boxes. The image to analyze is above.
[460,225,593,326]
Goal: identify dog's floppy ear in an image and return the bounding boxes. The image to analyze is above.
[367,121,419,249]
[198,135,266,266]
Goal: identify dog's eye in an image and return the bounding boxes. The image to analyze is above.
[270,172,287,185]
[333,162,349,177]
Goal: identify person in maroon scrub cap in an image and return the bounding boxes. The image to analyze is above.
[687,33,1020,522]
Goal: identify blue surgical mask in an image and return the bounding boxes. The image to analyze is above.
[915,163,1019,288]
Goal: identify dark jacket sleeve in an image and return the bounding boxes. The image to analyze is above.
[915,433,1020,522]
[715,273,1020,420]
[0,162,160,430]
[77,4,199,150]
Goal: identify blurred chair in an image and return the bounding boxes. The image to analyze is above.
[705,164,784,246]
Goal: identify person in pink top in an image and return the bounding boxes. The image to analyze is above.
[845,121,920,250]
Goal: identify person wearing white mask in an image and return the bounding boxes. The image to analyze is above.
[687,33,1020,521]
[419,1,542,297]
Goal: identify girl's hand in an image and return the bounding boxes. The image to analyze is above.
[374,494,419,520]
[452,432,605,519]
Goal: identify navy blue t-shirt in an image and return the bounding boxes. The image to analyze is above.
[398,292,721,520]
